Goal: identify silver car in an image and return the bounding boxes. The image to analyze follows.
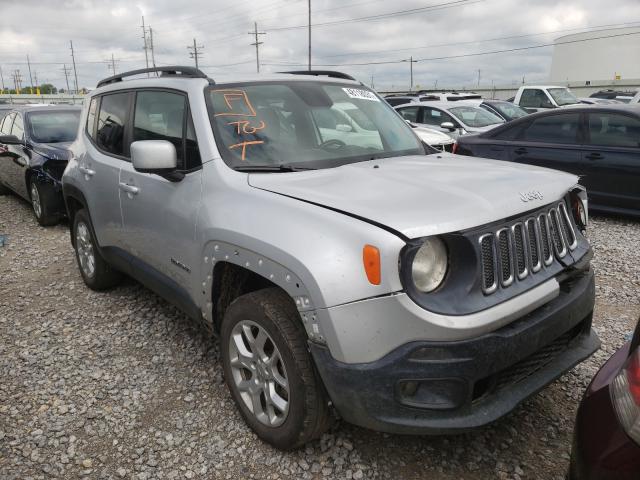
[62,67,598,449]
[396,100,504,139]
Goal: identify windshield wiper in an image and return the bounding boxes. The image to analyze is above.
[233,164,316,172]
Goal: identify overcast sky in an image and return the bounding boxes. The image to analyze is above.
[1,0,639,91]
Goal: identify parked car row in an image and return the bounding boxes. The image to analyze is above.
[0,69,637,479]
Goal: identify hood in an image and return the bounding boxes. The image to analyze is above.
[30,141,73,161]
[248,154,578,239]
[411,125,454,145]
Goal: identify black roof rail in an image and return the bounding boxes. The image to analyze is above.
[279,70,356,81]
[97,66,210,88]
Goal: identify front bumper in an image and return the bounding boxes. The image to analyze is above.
[569,343,640,480]
[310,267,598,434]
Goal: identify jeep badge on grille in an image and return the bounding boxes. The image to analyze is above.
[519,190,544,202]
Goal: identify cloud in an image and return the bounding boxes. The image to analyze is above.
[0,0,638,90]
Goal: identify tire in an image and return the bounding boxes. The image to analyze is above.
[29,179,60,226]
[73,208,122,290]
[221,287,331,449]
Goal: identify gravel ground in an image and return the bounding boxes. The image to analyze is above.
[1,193,639,480]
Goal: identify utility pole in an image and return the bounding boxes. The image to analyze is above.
[61,64,71,93]
[188,38,204,69]
[149,27,157,70]
[13,70,23,92]
[403,56,417,91]
[141,16,150,75]
[26,55,34,94]
[248,22,266,73]
[0,66,5,94]
[69,40,79,94]
[33,72,38,91]
[106,53,118,74]
[308,0,311,70]
[477,69,481,87]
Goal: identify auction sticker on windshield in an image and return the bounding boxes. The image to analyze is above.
[342,88,380,102]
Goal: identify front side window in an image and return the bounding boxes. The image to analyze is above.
[548,88,579,106]
[448,106,503,128]
[27,110,81,143]
[0,113,14,135]
[11,114,24,139]
[422,107,454,127]
[207,82,423,170]
[588,113,640,148]
[397,106,419,123]
[519,89,550,108]
[522,113,580,144]
[96,93,129,156]
[133,90,201,170]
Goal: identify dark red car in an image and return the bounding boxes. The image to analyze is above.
[569,317,640,479]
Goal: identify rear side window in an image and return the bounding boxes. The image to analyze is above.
[588,113,640,148]
[97,93,129,156]
[519,89,549,109]
[11,114,24,139]
[522,113,580,144]
[397,106,419,122]
[86,97,98,140]
[133,90,201,170]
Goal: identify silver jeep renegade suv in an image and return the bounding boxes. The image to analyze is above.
[62,66,598,449]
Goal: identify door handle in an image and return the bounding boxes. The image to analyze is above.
[514,147,528,155]
[118,182,139,195]
[585,152,602,160]
[79,166,96,176]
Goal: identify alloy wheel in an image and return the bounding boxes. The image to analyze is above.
[30,183,42,219]
[228,320,290,427]
[76,221,96,278]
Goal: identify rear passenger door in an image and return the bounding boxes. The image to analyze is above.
[82,92,131,247]
[582,111,640,211]
[119,89,203,288]
[509,112,583,175]
[0,112,16,190]
[4,113,29,198]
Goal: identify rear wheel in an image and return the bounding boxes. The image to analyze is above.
[73,209,122,290]
[29,180,60,226]
[221,287,331,449]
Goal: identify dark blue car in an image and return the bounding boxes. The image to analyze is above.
[455,105,640,217]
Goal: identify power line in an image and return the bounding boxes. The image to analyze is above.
[264,0,481,32]
[263,29,640,67]
[248,22,266,73]
[188,38,204,69]
[318,21,640,58]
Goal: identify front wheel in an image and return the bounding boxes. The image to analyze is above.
[221,288,331,449]
[29,180,60,226]
[73,209,122,290]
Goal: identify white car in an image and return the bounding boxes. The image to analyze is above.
[396,101,504,139]
[407,122,455,151]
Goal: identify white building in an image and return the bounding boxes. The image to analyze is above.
[550,27,640,83]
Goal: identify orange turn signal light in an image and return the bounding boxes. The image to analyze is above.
[363,244,381,285]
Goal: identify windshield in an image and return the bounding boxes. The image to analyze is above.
[548,88,579,106]
[491,102,529,121]
[207,82,423,170]
[448,106,503,128]
[27,110,80,143]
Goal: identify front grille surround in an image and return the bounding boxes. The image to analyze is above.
[479,201,578,295]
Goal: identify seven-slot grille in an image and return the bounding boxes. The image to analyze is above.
[479,201,578,294]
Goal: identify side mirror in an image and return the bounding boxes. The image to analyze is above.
[440,121,456,131]
[131,140,182,181]
[0,134,23,145]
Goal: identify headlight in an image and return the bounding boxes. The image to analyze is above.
[570,186,588,230]
[411,237,448,292]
